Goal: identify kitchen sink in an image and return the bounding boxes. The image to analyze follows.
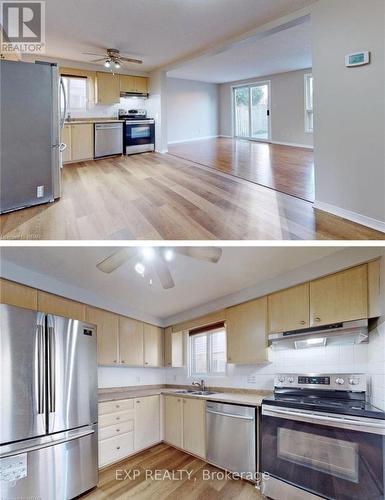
[174,389,216,396]
[175,389,195,394]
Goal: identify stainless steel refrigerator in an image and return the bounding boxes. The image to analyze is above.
[0,60,65,213]
[0,304,98,499]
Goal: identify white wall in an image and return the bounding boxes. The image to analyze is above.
[167,77,219,144]
[148,70,169,153]
[219,68,313,147]
[311,0,385,229]
[98,366,165,389]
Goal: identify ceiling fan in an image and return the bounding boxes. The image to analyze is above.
[82,48,143,69]
[96,247,223,290]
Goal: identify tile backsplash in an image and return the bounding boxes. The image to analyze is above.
[68,96,149,119]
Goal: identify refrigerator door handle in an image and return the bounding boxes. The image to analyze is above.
[60,76,67,129]
[36,323,45,415]
[48,324,56,413]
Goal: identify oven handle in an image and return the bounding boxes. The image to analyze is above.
[262,405,385,434]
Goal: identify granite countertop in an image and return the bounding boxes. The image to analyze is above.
[98,385,269,407]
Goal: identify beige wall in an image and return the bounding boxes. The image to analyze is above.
[311,0,385,228]
[219,68,313,147]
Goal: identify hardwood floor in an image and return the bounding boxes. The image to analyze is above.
[0,152,383,240]
[169,138,315,202]
[81,443,263,500]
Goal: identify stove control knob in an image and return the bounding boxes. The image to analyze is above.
[287,377,295,383]
[335,378,345,385]
[277,376,286,383]
[349,377,359,386]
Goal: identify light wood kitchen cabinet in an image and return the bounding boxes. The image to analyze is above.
[38,291,85,320]
[0,278,37,310]
[226,297,268,364]
[368,259,382,318]
[143,323,163,367]
[164,395,183,448]
[119,75,148,93]
[70,124,93,161]
[96,71,120,104]
[61,125,72,163]
[134,395,160,451]
[119,316,143,366]
[182,398,206,458]
[310,265,368,327]
[268,283,310,333]
[164,327,184,367]
[86,306,119,365]
[61,123,93,163]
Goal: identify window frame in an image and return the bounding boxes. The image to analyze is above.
[188,326,227,378]
[61,75,89,112]
[304,73,314,133]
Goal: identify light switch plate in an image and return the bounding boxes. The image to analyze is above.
[36,185,44,198]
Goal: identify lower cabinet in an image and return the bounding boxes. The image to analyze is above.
[98,395,160,468]
[163,395,206,459]
[61,123,94,163]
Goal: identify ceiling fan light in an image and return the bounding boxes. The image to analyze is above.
[104,59,111,68]
[135,262,145,276]
[114,61,121,69]
[164,249,174,262]
[141,247,155,261]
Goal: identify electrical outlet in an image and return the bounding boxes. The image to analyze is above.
[36,185,44,198]
[247,375,256,384]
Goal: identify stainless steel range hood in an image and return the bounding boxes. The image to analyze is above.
[268,319,368,350]
[120,91,149,98]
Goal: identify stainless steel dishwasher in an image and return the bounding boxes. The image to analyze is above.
[206,401,258,474]
[94,122,123,158]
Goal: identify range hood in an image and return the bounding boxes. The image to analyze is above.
[120,91,149,98]
[268,319,368,350]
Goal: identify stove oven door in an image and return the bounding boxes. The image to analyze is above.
[261,405,385,500]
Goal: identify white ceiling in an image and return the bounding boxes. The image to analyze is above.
[1,247,342,320]
[167,20,312,83]
[41,0,315,71]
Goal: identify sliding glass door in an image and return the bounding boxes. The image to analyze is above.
[233,82,270,141]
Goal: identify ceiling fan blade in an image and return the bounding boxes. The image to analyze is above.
[97,248,137,273]
[90,58,107,62]
[175,247,222,263]
[153,256,175,289]
[119,57,143,64]
[82,52,106,56]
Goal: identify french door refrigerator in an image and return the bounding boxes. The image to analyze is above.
[0,60,65,213]
[0,304,98,499]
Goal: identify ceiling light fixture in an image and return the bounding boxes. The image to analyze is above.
[114,61,120,69]
[141,247,155,261]
[104,59,111,68]
[164,249,174,262]
[135,262,145,276]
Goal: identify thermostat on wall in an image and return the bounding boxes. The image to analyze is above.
[345,51,370,67]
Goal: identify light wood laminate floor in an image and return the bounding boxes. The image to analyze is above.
[81,443,263,500]
[169,138,315,202]
[1,153,383,240]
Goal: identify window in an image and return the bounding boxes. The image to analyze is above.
[61,76,88,111]
[304,73,314,132]
[189,325,226,377]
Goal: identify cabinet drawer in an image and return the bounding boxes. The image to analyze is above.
[99,399,134,415]
[99,432,134,467]
[99,409,135,428]
[99,420,134,441]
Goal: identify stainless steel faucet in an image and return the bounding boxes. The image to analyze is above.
[192,379,206,391]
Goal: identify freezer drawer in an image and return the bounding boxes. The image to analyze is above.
[206,401,257,475]
[0,425,98,499]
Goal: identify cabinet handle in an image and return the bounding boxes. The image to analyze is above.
[314,317,321,322]
[136,401,140,404]
[144,362,148,365]
[121,360,126,363]
[113,360,117,363]
[116,417,120,420]
[116,428,120,432]
[116,446,120,450]
[300,320,306,325]
[115,404,120,408]
[177,399,180,402]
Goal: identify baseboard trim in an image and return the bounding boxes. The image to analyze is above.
[313,200,385,233]
[218,134,233,138]
[270,140,314,150]
[168,135,219,145]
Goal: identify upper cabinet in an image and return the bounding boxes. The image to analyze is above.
[96,72,120,104]
[164,327,184,367]
[226,297,268,364]
[119,75,148,94]
[268,283,309,333]
[310,265,368,327]
[119,316,143,366]
[0,278,37,310]
[143,324,163,367]
[38,291,86,321]
[86,306,119,365]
